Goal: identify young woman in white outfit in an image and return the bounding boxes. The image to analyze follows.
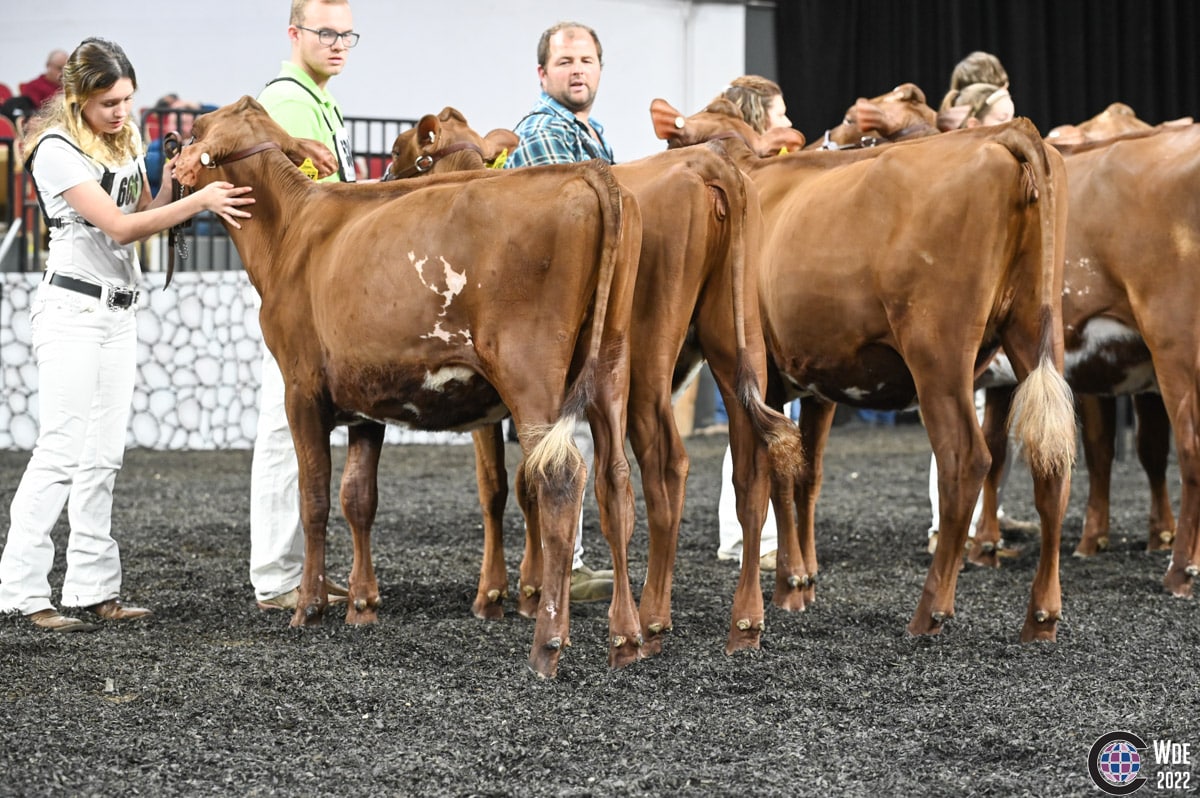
[0,38,253,632]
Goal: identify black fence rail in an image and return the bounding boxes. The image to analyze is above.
[0,108,417,274]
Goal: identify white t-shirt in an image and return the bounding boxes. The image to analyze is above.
[32,129,145,287]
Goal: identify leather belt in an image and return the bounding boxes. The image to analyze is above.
[45,273,140,310]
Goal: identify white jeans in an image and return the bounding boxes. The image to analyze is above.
[716,444,778,561]
[0,281,137,614]
[249,346,304,601]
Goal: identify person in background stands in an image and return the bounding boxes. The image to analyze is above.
[927,50,1032,554]
[711,75,792,571]
[504,21,614,602]
[250,0,359,612]
[0,37,253,631]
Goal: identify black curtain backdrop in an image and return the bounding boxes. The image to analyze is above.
[776,0,1200,144]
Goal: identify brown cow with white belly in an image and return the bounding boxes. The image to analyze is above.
[388,107,802,657]
[174,97,643,678]
[654,97,1075,645]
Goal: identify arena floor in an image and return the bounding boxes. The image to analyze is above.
[1,419,1195,796]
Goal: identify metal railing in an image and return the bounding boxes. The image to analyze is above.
[0,109,417,274]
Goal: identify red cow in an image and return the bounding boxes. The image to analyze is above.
[174,97,643,677]
[388,107,802,657]
[653,97,1075,645]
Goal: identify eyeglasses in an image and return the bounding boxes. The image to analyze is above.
[296,25,360,48]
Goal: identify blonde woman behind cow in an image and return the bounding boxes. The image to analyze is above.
[713,75,792,571]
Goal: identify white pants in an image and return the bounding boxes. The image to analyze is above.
[0,282,137,614]
[249,347,304,601]
[569,420,590,570]
[717,443,780,561]
[927,389,1011,537]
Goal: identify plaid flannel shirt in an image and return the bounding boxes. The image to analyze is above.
[505,92,615,168]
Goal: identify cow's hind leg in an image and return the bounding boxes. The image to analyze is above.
[971,387,1014,568]
[910,387,989,637]
[1077,395,1117,556]
[341,421,385,625]
[1134,394,1175,551]
[771,397,833,615]
[523,417,586,678]
[514,460,543,620]
[472,423,510,620]
[629,387,687,658]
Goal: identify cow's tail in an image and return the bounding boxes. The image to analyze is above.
[999,119,1076,477]
[714,149,803,477]
[525,160,625,484]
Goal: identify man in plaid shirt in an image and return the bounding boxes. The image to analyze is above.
[506,21,614,168]
[504,21,615,601]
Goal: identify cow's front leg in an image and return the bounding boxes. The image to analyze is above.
[288,403,336,627]
[341,422,384,625]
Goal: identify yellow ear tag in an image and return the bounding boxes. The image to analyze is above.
[299,157,319,180]
[778,146,789,155]
[488,149,508,170]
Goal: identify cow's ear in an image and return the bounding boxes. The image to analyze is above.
[650,98,688,143]
[758,127,806,155]
[417,113,441,148]
[482,128,519,164]
[854,99,886,134]
[937,106,970,132]
[290,137,338,178]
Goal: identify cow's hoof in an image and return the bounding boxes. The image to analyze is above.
[472,590,506,621]
[1147,530,1175,551]
[516,587,540,620]
[907,611,949,637]
[724,621,763,654]
[345,606,378,625]
[1073,536,1108,557]
[1163,563,1195,597]
[290,604,325,627]
[1020,610,1059,642]
[773,574,814,611]
[967,543,1001,569]
[528,645,561,679]
[608,633,644,669]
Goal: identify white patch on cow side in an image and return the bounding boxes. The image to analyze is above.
[423,366,476,391]
[408,251,428,282]
[421,322,453,343]
[420,321,473,346]
[1065,317,1157,392]
[841,386,873,402]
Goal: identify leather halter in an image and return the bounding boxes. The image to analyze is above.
[818,120,936,151]
[200,141,283,168]
[385,141,485,180]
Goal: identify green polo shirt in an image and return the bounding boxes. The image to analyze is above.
[257,61,348,184]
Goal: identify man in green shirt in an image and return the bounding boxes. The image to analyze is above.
[251,0,359,610]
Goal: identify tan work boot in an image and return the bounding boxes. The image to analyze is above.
[570,564,614,602]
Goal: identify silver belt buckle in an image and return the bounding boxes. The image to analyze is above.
[106,287,138,310]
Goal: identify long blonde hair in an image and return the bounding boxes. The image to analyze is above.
[23,37,141,167]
